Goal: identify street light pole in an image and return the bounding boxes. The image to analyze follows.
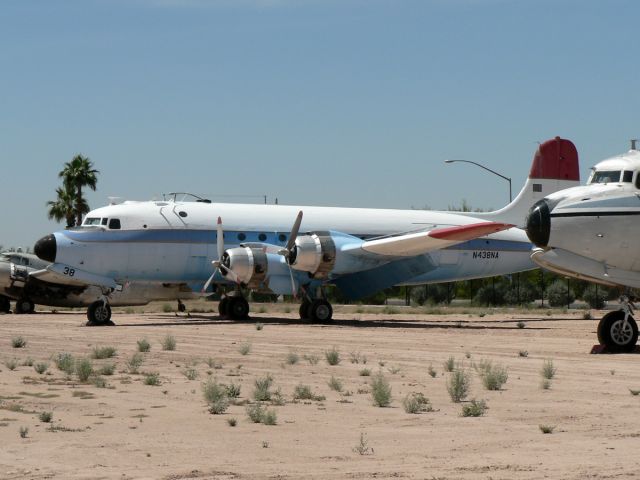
[444,159,512,203]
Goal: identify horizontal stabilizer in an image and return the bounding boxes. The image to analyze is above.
[359,222,513,257]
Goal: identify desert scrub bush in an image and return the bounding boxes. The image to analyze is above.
[227,418,237,427]
[224,382,241,399]
[238,342,252,356]
[303,354,319,365]
[161,334,177,351]
[19,426,28,438]
[447,369,471,403]
[428,364,437,378]
[261,408,277,425]
[293,384,324,401]
[91,346,117,359]
[255,322,264,330]
[540,379,551,390]
[582,310,594,320]
[143,372,161,386]
[93,376,108,388]
[328,375,343,392]
[541,359,557,380]
[629,388,640,396]
[22,357,34,366]
[182,368,198,380]
[137,338,151,353]
[202,379,230,414]
[349,351,367,364]
[582,284,607,309]
[205,357,222,369]
[443,356,456,372]
[325,347,341,366]
[285,351,299,365]
[539,424,555,434]
[4,358,18,371]
[402,392,433,414]
[352,432,373,455]
[38,411,53,423]
[162,303,173,313]
[11,336,26,348]
[461,399,488,417]
[370,372,392,407]
[359,368,371,377]
[475,359,508,391]
[34,362,49,375]
[126,353,144,374]
[246,403,278,425]
[54,353,75,374]
[517,321,526,329]
[75,358,93,382]
[253,374,274,401]
[98,363,115,376]
[518,350,529,358]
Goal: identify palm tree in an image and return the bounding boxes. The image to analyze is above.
[59,154,99,226]
[47,185,82,228]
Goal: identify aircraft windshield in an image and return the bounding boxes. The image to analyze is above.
[83,217,102,226]
[590,170,621,184]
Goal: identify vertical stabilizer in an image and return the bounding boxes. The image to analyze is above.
[470,137,580,227]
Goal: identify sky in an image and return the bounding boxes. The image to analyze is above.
[1,0,639,248]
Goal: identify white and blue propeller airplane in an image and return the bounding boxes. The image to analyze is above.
[526,140,640,352]
[33,137,579,325]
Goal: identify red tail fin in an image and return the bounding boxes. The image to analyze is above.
[529,136,579,181]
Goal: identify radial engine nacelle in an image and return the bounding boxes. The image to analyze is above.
[289,232,336,279]
[220,246,290,289]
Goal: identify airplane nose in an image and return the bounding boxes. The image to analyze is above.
[525,199,551,248]
[34,234,56,262]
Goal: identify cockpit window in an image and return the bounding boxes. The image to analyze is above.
[623,171,633,183]
[108,218,121,230]
[590,170,621,184]
[101,218,109,226]
[84,217,102,226]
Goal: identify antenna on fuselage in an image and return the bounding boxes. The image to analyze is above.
[631,139,638,151]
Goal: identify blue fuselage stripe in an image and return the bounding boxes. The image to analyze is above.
[60,229,532,252]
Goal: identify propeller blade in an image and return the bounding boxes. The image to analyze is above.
[216,216,224,260]
[285,210,303,253]
[201,272,216,293]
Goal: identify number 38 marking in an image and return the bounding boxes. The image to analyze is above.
[63,267,75,277]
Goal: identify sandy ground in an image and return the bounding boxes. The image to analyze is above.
[0,306,639,480]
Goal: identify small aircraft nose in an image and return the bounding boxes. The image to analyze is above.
[34,234,57,263]
[525,199,551,248]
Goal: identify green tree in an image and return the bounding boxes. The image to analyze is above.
[47,185,82,228]
[58,154,99,226]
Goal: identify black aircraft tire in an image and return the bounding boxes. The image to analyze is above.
[597,310,638,353]
[0,296,10,313]
[218,297,230,317]
[299,301,311,320]
[227,297,249,320]
[87,301,112,326]
[15,298,35,314]
[309,299,333,323]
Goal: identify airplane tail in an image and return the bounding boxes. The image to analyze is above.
[468,136,580,227]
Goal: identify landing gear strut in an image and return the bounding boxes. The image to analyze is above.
[87,295,114,326]
[177,299,186,313]
[597,296,639,353]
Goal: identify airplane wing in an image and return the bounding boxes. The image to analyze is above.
[344,222,514,258]
[30,264,119,290]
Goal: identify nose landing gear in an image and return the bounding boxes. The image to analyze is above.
[86,293,114,326]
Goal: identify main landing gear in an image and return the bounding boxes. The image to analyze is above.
[14,297,35,314]
[0,295,11,313]
[218,294,250,320]
[86,294,114,326]
[299,298,333,322]
[597,296,639,353]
